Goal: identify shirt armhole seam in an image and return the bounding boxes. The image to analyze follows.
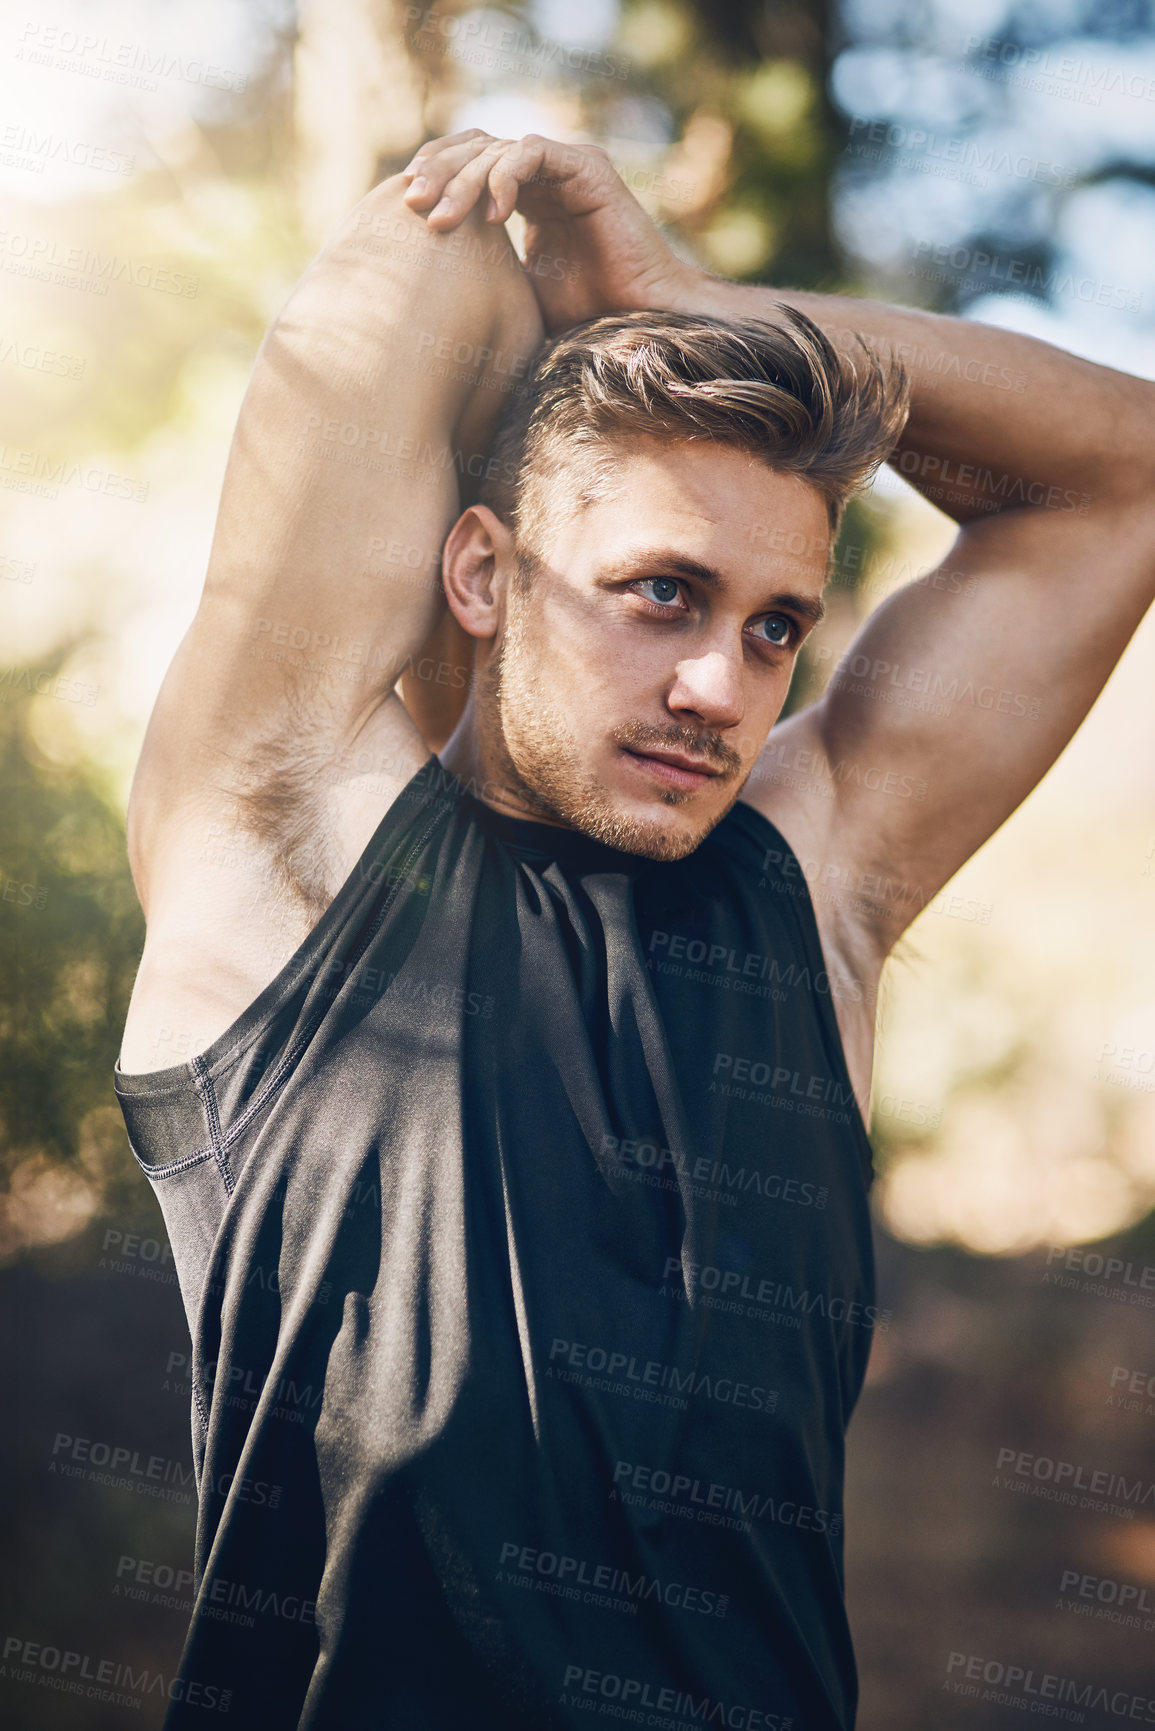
[726,802,876,1187]
[191,1055,234,1196]
[210,802,450,1156]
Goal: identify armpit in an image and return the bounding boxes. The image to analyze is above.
[226,688,351,922]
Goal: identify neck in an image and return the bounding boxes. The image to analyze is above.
[438,699,572,828]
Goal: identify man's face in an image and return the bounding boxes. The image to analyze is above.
[477,437,831,860]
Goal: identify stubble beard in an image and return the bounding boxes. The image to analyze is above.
[479,590,745,862]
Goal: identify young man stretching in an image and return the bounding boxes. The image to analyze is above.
[115,131,1155,1729]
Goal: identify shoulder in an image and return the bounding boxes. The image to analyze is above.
[736,708,887,1122]
[119,698,432,1075]
[737,705,866,945]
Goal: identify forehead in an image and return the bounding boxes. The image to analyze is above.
[543,436,831,594]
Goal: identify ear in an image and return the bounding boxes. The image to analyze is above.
[442,505,516,640]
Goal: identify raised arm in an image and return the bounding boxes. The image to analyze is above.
[120,169,543,1071]
[396,131,1155,1012]
[692,285,1155,954]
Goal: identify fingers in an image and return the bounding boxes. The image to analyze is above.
[401,130,615,231]
[402,131,511,225]
[401,129,491,180]
[485,137,549,225]
[428,138,521,229]
[493,136,620,221]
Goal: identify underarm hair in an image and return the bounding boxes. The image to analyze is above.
[227,681,360,921]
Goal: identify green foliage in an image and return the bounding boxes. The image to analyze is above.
[0,651,144,1233]
[613,0,843,288]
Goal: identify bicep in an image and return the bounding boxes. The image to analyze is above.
[130,190,541,897]
[754,501,1155,951]
[138,287,480,838]
[120,687,430,1071]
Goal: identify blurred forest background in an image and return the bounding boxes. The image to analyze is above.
[4,0,1155,1724]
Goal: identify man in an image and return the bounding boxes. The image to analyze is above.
[114,132,1155,1729]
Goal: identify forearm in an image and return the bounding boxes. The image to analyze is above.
[669,269,1152,522]
[202,176,543,679]
[377,130,1151,528]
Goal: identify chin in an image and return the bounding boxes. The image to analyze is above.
[489,670,740,858]
[600,814,705,861]
[563,783,738,861]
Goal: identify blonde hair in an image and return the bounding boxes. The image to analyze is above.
[480,305,909,554]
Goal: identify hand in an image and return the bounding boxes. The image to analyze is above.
[401,129,699,332]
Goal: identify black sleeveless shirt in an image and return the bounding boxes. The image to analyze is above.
[114,756,879,1731]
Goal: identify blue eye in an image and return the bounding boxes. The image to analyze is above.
[638,577,682,606]
[753,614,793,645]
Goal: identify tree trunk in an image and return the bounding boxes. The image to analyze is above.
[294,0,429,245]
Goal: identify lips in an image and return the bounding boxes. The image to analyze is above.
[635,748,720,776]
[621,746,722,790]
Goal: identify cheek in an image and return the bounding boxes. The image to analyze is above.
[527,596,636,692]
[738,670,793,755]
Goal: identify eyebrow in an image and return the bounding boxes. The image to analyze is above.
[608,550,827,629]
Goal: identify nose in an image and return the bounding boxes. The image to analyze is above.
[666,648,744,731]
